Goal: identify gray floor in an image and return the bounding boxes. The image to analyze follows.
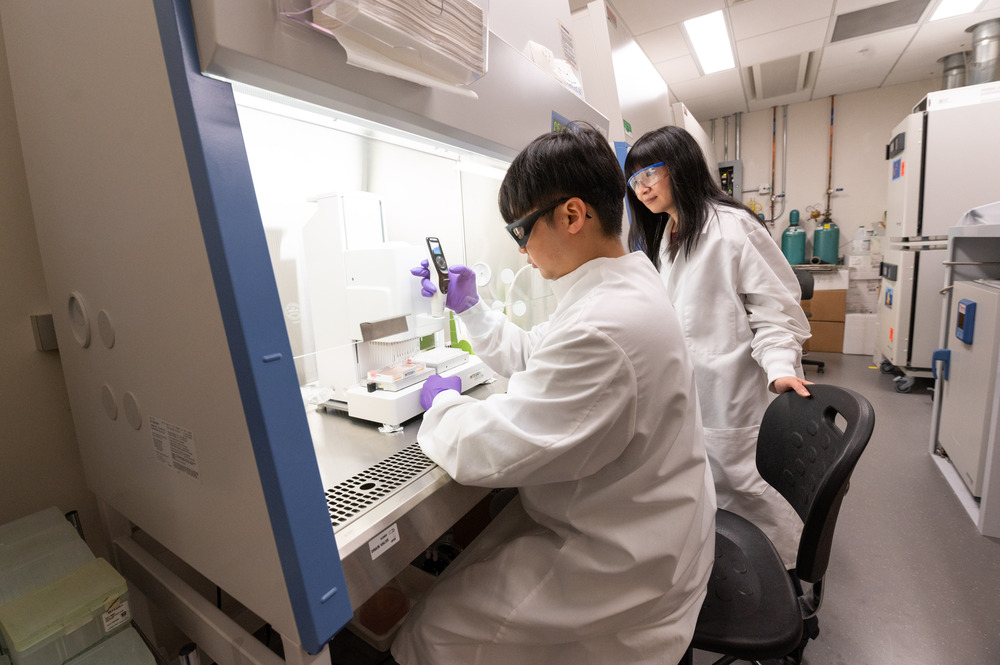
[695,352,1000,665]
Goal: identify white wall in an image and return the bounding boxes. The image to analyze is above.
[0,12,106,557]
[707,79,937,256]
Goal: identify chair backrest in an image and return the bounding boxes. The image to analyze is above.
[794,268,814,301]
[755,384,875,583]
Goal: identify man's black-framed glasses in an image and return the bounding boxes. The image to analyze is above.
[504,197,571,249]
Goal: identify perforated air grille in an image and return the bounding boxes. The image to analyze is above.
[326,443,436,530]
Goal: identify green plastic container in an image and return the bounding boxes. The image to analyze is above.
[63,626,156,665]
[0,559,130,665]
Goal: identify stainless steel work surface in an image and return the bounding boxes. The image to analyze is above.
[307,379,502,610]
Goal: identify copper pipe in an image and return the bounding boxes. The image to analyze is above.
[825,96,834,221]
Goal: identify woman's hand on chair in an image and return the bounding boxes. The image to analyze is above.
[773,376,813,397]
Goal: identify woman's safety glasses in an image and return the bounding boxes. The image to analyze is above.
[505,197,570,249]
[627,162,665,192]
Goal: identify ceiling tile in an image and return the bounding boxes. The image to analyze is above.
[728,0,834,40]
[635,24,691,63]
[813,61,893,97]
[654,55,702,84]
[819,25,917,66]
[746,89,814,112]
[882,59,942,87]
[835,0,899,12]
[737,18,829,65]
[611,0,726,36]
[679,92,750,122]
[668,68,745,106]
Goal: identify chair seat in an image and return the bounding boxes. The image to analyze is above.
[692,510,803,660]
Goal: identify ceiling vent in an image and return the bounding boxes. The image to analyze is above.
[746,51,815,100]
[831,0,931,42]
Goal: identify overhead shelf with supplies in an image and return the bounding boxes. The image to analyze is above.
[278,0,489,94]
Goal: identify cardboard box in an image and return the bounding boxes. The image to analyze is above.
[801,289,846,322]
[842,313,878,355]
[803,321,845,353]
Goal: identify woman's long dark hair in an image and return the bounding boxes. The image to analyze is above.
[624,126,761,269]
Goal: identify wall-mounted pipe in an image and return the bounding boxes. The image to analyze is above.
[780,105,788,218]
[734,112,742,161]
[824,96,835,221]
[723,116,730,161]
[770,107,777,222]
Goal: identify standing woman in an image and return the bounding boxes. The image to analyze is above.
[624,125,811,568]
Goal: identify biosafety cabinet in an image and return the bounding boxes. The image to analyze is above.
[1,1,606,663]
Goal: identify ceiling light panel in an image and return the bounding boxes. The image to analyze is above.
[931,0,984,20]
[684,10,736,74]
[614,0,727,36]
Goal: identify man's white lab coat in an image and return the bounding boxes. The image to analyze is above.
[391,252,715,665]
[658,204,810,567]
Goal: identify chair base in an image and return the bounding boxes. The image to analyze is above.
[802,358,824,373]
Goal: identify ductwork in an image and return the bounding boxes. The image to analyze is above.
[938,51,967,89]
[967,18,1000,85]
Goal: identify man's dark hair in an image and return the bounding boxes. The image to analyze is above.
[498,122,626,238]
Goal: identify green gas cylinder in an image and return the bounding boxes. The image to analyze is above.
[781,210,806,265]
[812,219,840,265]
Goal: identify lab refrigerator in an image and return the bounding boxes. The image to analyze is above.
[937,280,1000,497]
[877,83,1000,388]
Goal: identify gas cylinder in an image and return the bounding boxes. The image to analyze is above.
[781,210,806,265]
[812,219,840,265]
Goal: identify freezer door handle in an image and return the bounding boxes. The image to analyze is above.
[932,348,951,380]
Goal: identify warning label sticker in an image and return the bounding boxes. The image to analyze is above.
[150,416,201,481]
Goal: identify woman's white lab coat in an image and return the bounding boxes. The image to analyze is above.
[391,252,715,665]
[658,203,810,567]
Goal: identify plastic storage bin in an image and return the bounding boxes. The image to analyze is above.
[0,507,68,547]
[0,514,94,607]
[347,564,435,651]
[63,626,156,665]
[0,558,130,665]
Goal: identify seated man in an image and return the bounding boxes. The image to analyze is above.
[391,123,715,665]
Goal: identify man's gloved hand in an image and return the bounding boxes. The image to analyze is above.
[420,374,462,411]
[410,261,480,313]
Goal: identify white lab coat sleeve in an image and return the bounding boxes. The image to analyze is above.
[737,223,811,385]
[418,322,636,487]
[454,300,549,377]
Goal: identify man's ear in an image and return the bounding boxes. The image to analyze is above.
[564,197,590,235]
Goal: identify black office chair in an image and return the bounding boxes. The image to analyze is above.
[681,384,876,665]
[794,268,825,374]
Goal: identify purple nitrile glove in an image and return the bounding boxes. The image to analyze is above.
[409,261,480,313]
[444,264,480,313]
[410,259,437,298]
[420,374,462,411]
